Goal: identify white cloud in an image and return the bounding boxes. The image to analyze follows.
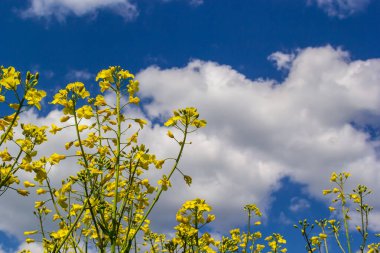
[136,45,380,231]
[309,0,373,18]
[65,69,93,81]
[188,0,204,6]
[278,212,293,225]
[15,242,43,253]
[160,0,204,6]
[2,46,380,248]
[21,0,139,21]
[268,51,296,70]
[289,197,311,212]
[20,0,203,21]
[0,241,43,253]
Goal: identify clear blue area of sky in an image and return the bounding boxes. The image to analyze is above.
[1,0,380,251]
[1,0,380,85]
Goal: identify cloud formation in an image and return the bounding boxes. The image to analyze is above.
[65,69,93,81]
[310,0,373,18]
[268,51,296,70]
[136,45,380,231]
[21,0,139,21]
[20,0,204,21]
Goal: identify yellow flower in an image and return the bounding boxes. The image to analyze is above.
[25,88,46,110]
[96,69,114,83]
[23,181,36,188]
[256,244,265,251]
[48,153,66,165]
[9,103,20,110]
[66,82,90,98]
[25,238,35,244]
[51,89,68,105]
[99,81,111,92]
[35,201,44,208]
[158,175,171,191]
[127,79,139,95]
[0,148,12,161]
[129,96,140,104]
[65,142,73,150]
[78,125,88,132]
[155,160,165,169]
[322,189,332,195]
[94,95,107,106]
[90,168,103,175]
[70,204,83,213]
[330,172,338,182]
[53,214,61,221]
[76,105,93,119]
[349,193,361,203]
[60,115,70,122]
[0,67,21,90]
[119,70,134,79]
[24,230,38,236]
[134,118,147,128]
[51,228,69,239]
[50,124,63,134]
[167,130,174,138]
[17,189,30,196]
[36,188,47,195]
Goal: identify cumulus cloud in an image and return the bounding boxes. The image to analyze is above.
[309,0,373,18]
[136,45,380,231]
[20,0,139,21]
[2,46,380,244]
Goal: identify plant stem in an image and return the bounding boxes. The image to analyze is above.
[111,86,122,253]
[120,123,189,252]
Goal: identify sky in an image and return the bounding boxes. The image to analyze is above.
[1,0,380,252]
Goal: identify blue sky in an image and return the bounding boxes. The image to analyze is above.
[1,0,380,252]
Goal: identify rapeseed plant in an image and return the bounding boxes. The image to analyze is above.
[2,67,380,253]
[0,66,47,196]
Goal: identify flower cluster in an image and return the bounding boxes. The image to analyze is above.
[0,66,47,195]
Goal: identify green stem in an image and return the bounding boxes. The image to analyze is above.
[195,206,199,252]
[334,232,346,253]
[53,198,90,253]
[73,102,104,251]
[120,124,189,253]
[0,98,24,146]
[341,201,351,253]
[245,212,251,253]
[0,148,23,190]
[111,87,122,253]
[321,227,329,253]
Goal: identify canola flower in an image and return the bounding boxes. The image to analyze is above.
[0,66,47,195]
[19,66,207,253]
